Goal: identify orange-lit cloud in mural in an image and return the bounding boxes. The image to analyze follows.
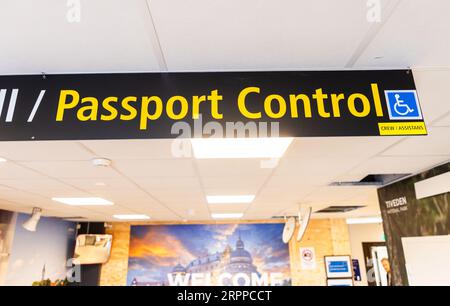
[129,227,195,268]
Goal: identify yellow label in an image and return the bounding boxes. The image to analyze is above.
[378,122,427,136]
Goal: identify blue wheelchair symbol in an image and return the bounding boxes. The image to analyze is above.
[384,90,422,120]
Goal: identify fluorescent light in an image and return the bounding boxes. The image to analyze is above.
[113,214,150,220]
[211,213,244,219]
[52,197,113,206]
[207,195,255,204]
[346,217,383,225]
[0,157,7,162]
[191,137,293,159]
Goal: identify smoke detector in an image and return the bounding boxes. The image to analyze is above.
[92,158,112,167]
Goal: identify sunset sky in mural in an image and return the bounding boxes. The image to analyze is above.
[127,223,290,285]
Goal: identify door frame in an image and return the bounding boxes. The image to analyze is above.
[362,242,387,286]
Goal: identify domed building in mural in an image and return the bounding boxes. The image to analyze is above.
[172,263,187,275]
[171,233,259,285]
[224,234,258,275]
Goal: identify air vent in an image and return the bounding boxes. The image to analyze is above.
[62,216,86,220]
[316,206,365,213]
[271,215,296,220]
[360,174,410,185]
[330,173,410,187]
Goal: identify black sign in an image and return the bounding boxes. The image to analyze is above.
[0,70,426,141]
[377,162,450,286]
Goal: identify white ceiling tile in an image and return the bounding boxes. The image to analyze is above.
[245,206,282,215]
[102,209,182,222]
[142,211,183,221]
[147,186,203,197]
[0,178,84,197]
[139,212,183,222]
[81,139,184,160]
[245,208,286,220]
[98,194,157,207]
[256,185,317,203]
[202,176,266,190]
[133,177,201,191]
[0,162,43,179]
[249,202,289,210]
[243,212,276,220]
[150,0,377,70]
[153,193,205,204]
[209,206,249,215]
[347,189,380,206]
[61,177,136,190]
[303,186,374,205]
[164,203,209,218]
[285,137,404,159]
[0,187,60,209]
[0,0,160,74]
[264,204,302,217]
[120,199,164,209]
[273,156,366,185]
[0,141,93,161]
[60,178,150,199]
[196,159,273,177]
[113,159,196,178]
[355,0,450,68]
[18,160,120,179]
[180,215,212,222]
[84,205,140,215]
[204,187,260,197]
[340,156,449,181]
[412,70,450,123]
[264,175,320,189]
[432,112,450,127]
[121,202,180,217]
[381,127,450,156]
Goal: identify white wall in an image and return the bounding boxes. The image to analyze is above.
[402,235,450,286]
[5,214,76,286]
[0,210,17,286]
[348,223,385,286]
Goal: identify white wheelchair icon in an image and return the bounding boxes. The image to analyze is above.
[393,94,414,115]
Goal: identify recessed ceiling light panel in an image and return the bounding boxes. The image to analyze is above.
[52,197,113,206]
[207,195,255,204]
[191,137,293,159]
[92,158,112,167]
[211,213,244,219]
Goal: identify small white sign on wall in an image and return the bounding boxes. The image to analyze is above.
[300,247,317,270]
